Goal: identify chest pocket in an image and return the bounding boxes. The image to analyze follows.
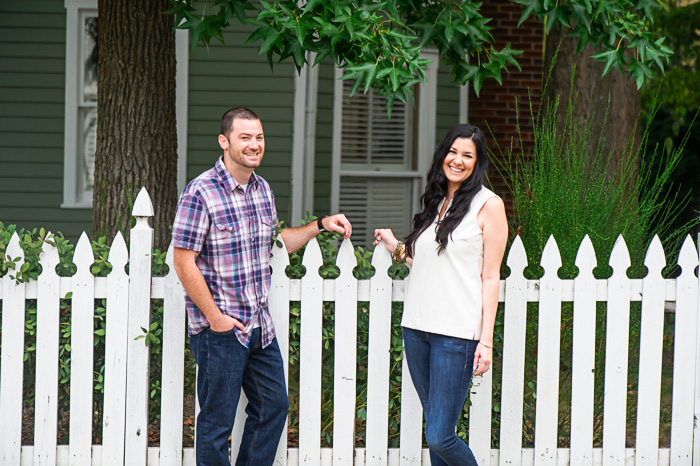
[258,217,274,249]
[209,221,240,253]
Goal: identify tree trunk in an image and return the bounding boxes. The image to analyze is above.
[543,28,642,171]
[93,0,177,251]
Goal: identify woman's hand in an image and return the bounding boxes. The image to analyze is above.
[473,342,492,376]
[373,228,399,253]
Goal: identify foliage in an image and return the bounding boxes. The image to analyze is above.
[492,84,696,278]
[165,0,671,113]
[487,71,695,446]
[641,0,700,136]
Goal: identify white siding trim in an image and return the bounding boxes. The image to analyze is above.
[291,65,308,224]
[459,84,469,124]
[459,56,470,124]
[62,0,96,208]
[330,67,343,215]
[416,48,439,196]
[303,58,319,216]
[175,29,189,195]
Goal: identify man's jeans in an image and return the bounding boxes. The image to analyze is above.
[402,327,479,466]
[190,327,289,466]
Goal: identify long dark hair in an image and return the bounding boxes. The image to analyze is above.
[405,124,488,256]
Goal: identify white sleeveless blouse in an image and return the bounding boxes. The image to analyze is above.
[402,186,498,340]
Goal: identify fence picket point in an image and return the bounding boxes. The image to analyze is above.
[534,236,563,466]
[635,236,666,466]
[124,188,154,465]
[365,245,393,466]
[160,244,187,465]
[603,236,632,466]
[102,231,129,466]
[270,237,292,465]
[333,239,359,466]
[33,237,60,466]
[299,238,324,465]
[570,235,597,466]
[68,233,96,466]
[0,233,25,465]
[670,236,698,465]
[500,236,528,466]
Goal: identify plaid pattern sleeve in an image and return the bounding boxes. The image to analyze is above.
[172,186,209,253]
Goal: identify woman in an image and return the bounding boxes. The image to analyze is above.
[374,124,507,465]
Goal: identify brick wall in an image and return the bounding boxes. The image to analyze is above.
[468,1,544,212]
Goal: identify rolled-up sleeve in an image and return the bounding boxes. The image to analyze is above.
[172,189,209,253]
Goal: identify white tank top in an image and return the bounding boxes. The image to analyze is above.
[402,186,497,340]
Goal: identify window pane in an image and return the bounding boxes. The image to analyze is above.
[80,107,97,190]
[83,16,98,103]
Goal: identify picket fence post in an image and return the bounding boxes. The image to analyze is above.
[333,239,359,466]
[0,233,26,465]
[636,236,667,465]
[365,243,393,466]
[124,187,155,465]
[603,236,632,466]
[399,273,423,466]
[499,236,528,466]
[298,237,324,465]
[534,236,563,466]
[670,236,699,465]
[34,235,60,466]
[69,233,96,466]
[160,244,187,465]
[270,237,291,465]
[102,232,130,466]
[569,235,597,466]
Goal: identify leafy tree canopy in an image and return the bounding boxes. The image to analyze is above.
[166,0,671,112]
[642,0,699,135]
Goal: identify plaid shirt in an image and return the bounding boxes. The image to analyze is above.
[172,156,278,348]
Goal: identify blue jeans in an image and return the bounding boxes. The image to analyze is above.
[190,327,289,466]
[402,327,479,466]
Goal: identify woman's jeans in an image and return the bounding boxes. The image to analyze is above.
[190,327,289,466]
[402,327,479,466]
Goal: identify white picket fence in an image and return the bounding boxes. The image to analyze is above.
[1,187,699,466]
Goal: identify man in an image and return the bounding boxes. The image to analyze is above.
[172,107,352,466]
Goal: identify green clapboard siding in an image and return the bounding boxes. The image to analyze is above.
[187,25,296,223]
[0,1,92,242]
[436,61,461,147]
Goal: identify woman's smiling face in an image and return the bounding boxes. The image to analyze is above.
[442,137,477,192]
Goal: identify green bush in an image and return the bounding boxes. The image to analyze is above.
[488,74,696,447]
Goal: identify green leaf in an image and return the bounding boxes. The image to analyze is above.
[517,1,538,27]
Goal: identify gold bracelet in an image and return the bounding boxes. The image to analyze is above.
[478,341,492,349]
[392,241,406,263]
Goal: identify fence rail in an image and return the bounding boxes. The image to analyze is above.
[1,188,699,466]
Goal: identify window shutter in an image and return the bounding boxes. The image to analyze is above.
[339,80,414,245]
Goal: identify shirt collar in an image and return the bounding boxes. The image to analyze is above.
[215,156,260,193]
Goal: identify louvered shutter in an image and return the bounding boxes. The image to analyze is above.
[339,80,414,246]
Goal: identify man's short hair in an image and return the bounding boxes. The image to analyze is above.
[221,107,259,138]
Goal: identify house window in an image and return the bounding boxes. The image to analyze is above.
[63,0,98,208]
[337,79,421,246]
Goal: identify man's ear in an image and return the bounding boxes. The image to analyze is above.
[218,134,228,151]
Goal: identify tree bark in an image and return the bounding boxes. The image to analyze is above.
[94,0,177,251]
[543,28,642,171]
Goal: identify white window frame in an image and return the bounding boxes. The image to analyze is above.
[331,50,439,242]
[63,0,189,208]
